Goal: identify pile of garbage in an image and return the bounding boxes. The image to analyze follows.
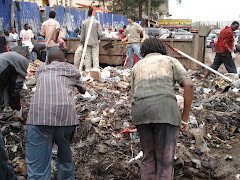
[1,66,240,179]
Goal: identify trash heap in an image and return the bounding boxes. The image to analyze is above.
[1,66,240,179]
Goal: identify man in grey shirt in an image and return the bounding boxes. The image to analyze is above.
[0,47,29,120]
[80,7,102,72]
[0,46,29,180]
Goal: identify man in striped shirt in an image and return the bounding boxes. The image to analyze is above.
[26,49,86,179]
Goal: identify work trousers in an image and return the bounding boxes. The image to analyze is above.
[74,45,83,68]
[25,125,76,180]
[0,128,18,180]
[128,43,143,68]
[210,52,237,73]
[85,44,99,72]
[136,123,180,180]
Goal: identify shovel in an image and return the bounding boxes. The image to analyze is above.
[102,41,141,51]
[167,45,235,92]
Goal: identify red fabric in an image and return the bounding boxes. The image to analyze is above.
[214,26,234,53]
[210,39,215,46]
[6,45,9,52]
[126,55,138,66]
[119,34,124,38]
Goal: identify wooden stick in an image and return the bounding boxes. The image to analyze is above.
[174,48,233,82]
[79,15,95,72]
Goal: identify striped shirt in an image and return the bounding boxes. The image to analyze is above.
[27,61,83,126]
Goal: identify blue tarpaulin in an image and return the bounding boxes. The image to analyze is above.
[0,0,11,31]
[2,1,141,34]
[13,2,42,33]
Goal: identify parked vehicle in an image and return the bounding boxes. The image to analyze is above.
[144,28,169,38]
[160,31,193,39]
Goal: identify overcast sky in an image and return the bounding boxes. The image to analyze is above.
[169,0,240,22]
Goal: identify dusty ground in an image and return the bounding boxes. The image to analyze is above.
[1,49,240,180]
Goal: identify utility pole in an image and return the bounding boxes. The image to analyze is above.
[148,0,151,27]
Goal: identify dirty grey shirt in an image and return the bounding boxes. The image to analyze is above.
[131,53,189,126]
[80,17,102,46]
[0,52,29,111]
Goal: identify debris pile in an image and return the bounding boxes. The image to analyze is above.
[1,66,240,179]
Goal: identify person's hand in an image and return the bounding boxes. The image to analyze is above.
[233,79,240,88]
[121,39,127,43]
[180,114,189,132]
[141,36,147,43]
[231,52,236,60]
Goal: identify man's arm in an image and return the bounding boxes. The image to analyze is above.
[180,78,194,131]
[97,22,102,39]
[80,24,86,45]
[222,30,233,53]
[54,28,60,43]
[141,29,146,38]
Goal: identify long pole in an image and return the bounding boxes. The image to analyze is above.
[79,15,95,71]
[174,48,233,82]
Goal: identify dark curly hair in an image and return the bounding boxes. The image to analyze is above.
[140,38,167,57]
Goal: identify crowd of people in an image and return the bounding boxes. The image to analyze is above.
[0,6,240,180]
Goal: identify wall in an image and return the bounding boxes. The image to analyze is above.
[44,5,135,36]
[13,1,42,33]
[0,0,11,31]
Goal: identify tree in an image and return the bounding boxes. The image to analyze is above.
[107,0,181,19]
[108,0,167,19]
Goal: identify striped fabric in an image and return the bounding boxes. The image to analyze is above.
[27,61,82,126]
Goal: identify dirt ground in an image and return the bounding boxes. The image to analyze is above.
[1,48,240,180]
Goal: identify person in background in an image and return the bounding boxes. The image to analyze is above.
[122,14,146,68]
[131,38,193,179]
[210,36,216,52]
[40,10,60,64]
[167,32,174,38]
[74,44,83,69]
[20,24,34,60]
[69,28,79,38]
[105,28,113,38]
[203,21,239,79]
[58,37,68,58]
[29,26,37,61]
[9,27,20,50]
[0,31,7,53]
[4,29,13,51]
[80,7,102,72]
[119,29,124,38]
[26,49,86,180]
[32,32,46,61]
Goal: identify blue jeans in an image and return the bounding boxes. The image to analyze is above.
[0,128,18,180]
[24,46,30,60]
[128,43,143,68]
[25,125,76,180]
[211,45,214,52]
[46,46,59,64]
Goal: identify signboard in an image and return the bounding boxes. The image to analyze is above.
[158,19,192,28]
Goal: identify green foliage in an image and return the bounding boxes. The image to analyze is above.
[107,0,167,18]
